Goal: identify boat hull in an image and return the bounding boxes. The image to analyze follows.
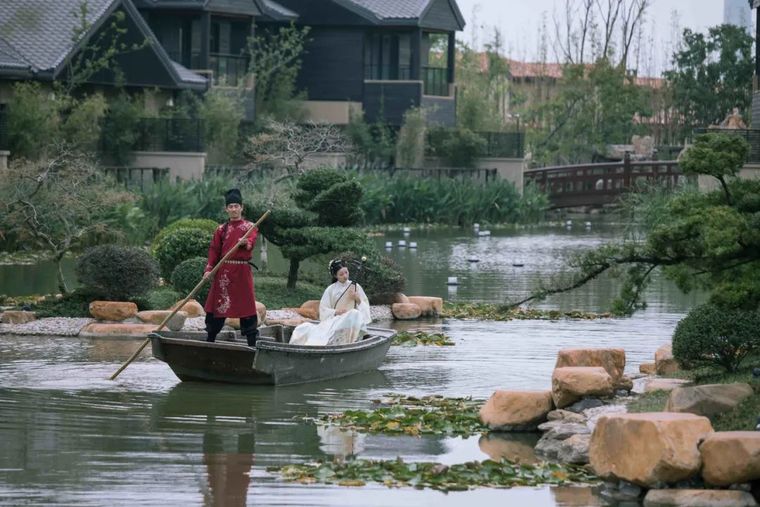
[149,325,394,386]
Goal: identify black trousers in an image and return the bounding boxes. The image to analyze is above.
[205,313,258,346]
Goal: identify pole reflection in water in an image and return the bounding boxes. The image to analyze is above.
[203,423,255,507]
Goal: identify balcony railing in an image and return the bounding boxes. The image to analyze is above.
[208,53,248,87]
[423,66,448,96]
[364,64,412,81]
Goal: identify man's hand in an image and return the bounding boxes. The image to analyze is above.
[203,271,213,280]
[237,238,249,249]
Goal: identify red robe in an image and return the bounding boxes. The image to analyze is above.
[203,219,258,317]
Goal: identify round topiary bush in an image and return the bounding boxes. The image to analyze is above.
[171,257,210,305]
[76,245,159,301]
[153,228,213,279]
[151,218,219,255]
[335,251,405,304]
[672,304,760,372]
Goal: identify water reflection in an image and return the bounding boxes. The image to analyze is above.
[478,433,540,465]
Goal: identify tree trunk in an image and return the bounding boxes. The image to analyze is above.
[287,258,300,289]
[56,252,69,295]
[260,237,269,272]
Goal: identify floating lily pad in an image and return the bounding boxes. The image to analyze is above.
[267,457,598,491]
[442,302,611,321]
[392,331,455,346]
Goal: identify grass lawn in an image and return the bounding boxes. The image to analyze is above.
[628,361,760,431]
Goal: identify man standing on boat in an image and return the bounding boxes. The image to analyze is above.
[203,188,259,347]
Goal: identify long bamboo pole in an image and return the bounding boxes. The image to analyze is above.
[109,210,270,380]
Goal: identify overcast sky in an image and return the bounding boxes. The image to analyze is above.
[455,0,747,76]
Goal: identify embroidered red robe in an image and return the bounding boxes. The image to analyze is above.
[203,219,258,317]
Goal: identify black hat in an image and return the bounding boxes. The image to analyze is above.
[225,188,242,205]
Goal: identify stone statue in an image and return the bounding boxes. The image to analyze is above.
[719,107,746,129]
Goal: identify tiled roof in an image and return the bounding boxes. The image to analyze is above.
[340,0,429,20]
[0,38,29,69]
[0,0,116,72]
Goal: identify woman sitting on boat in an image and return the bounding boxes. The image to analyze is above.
[289,259,372,346]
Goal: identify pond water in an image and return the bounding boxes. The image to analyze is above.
[0,222,700,506]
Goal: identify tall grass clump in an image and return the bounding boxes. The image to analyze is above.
[357,173,547,225]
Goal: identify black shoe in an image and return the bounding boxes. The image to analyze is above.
[206,335,216,343]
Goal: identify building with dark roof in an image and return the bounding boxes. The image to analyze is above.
[267,0,465,126]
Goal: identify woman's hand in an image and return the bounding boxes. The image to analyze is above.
[349,285,361,302]
[336,308,348,316]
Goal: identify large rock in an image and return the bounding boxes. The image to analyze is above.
[555,348,626,385]
[700,431,760,486]
[643,489,758,507]
[406,296,442,317]
[655,344,679,375]
[639,362,657,375]
[552,367,614,408]
[169,299,205,317]
[589,412,714,487]
[535,433,591,464]
[89,301,138,321]
[1,310,36,324]
[479,390,554,430]
[79,322,158,338]
[295,300,319,320]
[644,378,692,393]
[666,383,753,417]
[393,293,410,304]
[391,303,422,320]
[136,310,188,331]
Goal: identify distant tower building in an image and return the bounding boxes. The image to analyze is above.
[724,0,753,33]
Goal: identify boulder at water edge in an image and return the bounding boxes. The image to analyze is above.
[555,348,626,385]
[1,310,36,324]
[643,489,758,507]
[644,378,692,393]
[406,296,442,317]
[479,390,554,430]
[665,383,753,417]
[551,366,614,408]
[168,299,205,317]
[589,412,713,487]
[89,301,138,321]
[79,322,158,338]
[639,362,657,375]
[391,303,422,320]
[655,344,679,375]
[136,310,188,331]
[700,431,760,486]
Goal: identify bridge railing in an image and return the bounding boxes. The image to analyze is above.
[524,155,684,208]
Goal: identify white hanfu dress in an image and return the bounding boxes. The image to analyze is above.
[289,280,372,346]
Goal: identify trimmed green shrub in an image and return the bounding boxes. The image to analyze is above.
[152,218,219,255]
[171,257,210,305]
[153,228,213,279]
[335,251,405,304]
[672,304,760,372]
[136,286,182,311]
[76,245,159,300]
[32,290,94,318]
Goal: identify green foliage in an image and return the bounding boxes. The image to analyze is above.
[76,244,159,300]
[672,304,760,372]
[395,107,427,168]
[456,39,511,132]
[310,395,487,437]
[254,275,323,309]
[427,127,486,168]
[6,82,61,159]
[626,390,669,413]
[61,93,108,152]
[664,24,753,136]
[512,134,760,314]
[680,133,749,183]
[345,111,395,169]
[199,89,244,162]
[101,93,143,165]
[357,173,547,226]
[31,290,93,318]
[529,61,648,165]
[138,286,182,311]
[294,169,364,226]
[393,331,454,346]
[170,257,209,304]
[270,458,596,491]
[152,218,219,255]
[248,23,310,122]
[153,228,213,279]
[334,251,405,304]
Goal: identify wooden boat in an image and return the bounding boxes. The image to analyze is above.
[149,324,395,386]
